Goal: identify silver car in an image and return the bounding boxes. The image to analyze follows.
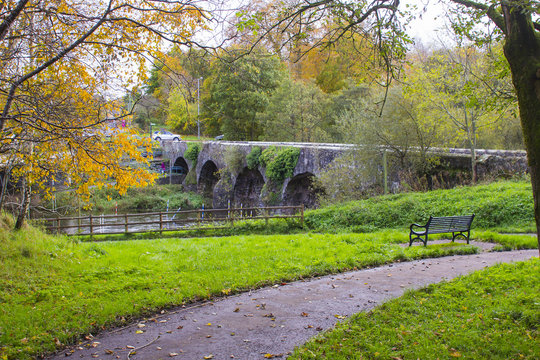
[152,130,182,142]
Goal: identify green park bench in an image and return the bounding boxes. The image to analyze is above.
[409,214,475,246]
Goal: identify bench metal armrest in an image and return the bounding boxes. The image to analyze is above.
[410,223,426,232]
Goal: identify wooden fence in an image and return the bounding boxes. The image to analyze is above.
[37,205,304,236]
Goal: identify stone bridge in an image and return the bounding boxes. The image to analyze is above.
[160,141,528,209]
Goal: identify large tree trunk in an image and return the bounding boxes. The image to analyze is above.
[502,6,540,254]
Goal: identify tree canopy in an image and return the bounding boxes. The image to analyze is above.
[0,0,208,226]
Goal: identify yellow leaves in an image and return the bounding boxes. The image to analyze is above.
[449,349,462,357]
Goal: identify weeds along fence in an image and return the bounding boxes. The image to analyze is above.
[37,205,304,236]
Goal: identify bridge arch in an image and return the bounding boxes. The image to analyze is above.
[283,172,321,208]
[233,167,264,208]
[172,157,189,183]
[198,160,220,198]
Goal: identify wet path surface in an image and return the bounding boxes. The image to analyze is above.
[50,249,537,360]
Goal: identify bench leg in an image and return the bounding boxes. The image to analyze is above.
[423,234,428,247]
[452,231,471,244]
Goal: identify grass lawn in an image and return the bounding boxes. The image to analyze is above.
[305,180,535,232]
[1,227,482,359]
[290,258,540,360]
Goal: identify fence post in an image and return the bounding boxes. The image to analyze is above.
[125,214,128,233]
[159,212,163,234]
[383,149,388,195]
[300,204,304,228]
[89,214,93,238]
[265,208,269,226]
[56,218,60,234]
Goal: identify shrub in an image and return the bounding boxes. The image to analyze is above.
[246,146,262,170]
[260,146,300,184]
[224,146,245,174]
[260,146,279,167]
[266,147,300,184]
[184,143,201,163]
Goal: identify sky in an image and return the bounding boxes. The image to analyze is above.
[406,0,449,43]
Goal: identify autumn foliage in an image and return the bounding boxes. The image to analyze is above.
[0,0,207,226]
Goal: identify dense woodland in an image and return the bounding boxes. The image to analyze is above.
[132,23,524,152]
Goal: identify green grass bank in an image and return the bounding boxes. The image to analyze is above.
[291,258,540,359]
[304,180,535,232]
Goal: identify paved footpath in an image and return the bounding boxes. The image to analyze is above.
[50,248,537,360]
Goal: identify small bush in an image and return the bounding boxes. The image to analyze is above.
[246,146,262,169]
[260,146,279,167]
[184,143,201,163]
[260,146,300,184]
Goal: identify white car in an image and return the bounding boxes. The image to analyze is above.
[152,130,182,142]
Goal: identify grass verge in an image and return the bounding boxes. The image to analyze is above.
[290,258,539,360]
[1,228,477,359]
[474,231,538,250]
[304,180,534,232]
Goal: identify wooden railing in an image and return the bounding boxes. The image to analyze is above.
[37,205,304,236]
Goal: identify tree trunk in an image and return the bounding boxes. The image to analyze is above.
[0,165,11,210]
[15,177,31,230]
[502,6,540,254]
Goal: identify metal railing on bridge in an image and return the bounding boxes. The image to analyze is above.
[37,205,304,237]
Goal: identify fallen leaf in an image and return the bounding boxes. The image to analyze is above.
[135,330,144,334]
[301,312,309,317]
[105,349,114,355]
[126,345,135,349]
[177,325,183,329]
[334,315,346,319]
[203,355,214,359]
[233,308,240,312]
[264,354,283,358]
[222,288,231,295]
[137,324,145,328]
[20,338,28,344]
[169,353,178,357]
[206,322,212,326]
